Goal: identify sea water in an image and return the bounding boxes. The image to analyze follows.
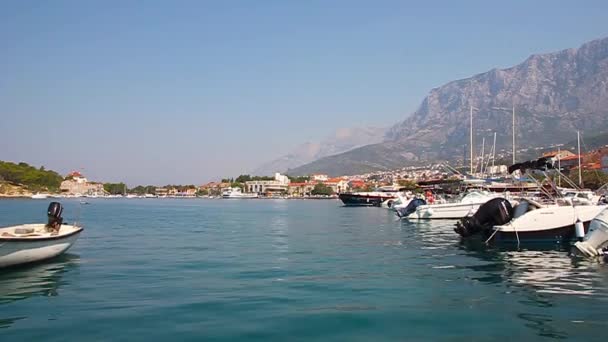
[1,198,607,341]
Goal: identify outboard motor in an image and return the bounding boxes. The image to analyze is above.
[574,208,608,257]
[454,198,513,238]
[396,198,426,218]
[46,202,63,231]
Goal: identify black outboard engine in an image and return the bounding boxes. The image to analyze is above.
[46,202,63,231]
[454,198,513,238]
[396,198,426,218]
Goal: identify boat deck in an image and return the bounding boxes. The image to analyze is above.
[0,224,82,240]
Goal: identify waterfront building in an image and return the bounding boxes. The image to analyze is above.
[245,173,289,195]
[310,174,329,181]
[288,182,316,197]
[60,171,106,195]
[324,178,350,193]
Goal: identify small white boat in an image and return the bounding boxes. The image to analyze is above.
[0,202,83,268]
[405,191,503,220]
[31,193,49,199]
[221,187,258,199]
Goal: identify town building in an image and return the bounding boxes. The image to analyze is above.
[288,182,316,197]
[324,177,350,193]
[60,171,106,195]
[245,173,289,195]
[310,174,329,182]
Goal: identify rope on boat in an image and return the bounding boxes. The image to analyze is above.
[484,227,500,244]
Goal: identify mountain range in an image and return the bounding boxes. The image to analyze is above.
[286,36,608,176]
[251,126,386,175]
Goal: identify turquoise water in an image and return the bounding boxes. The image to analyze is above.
[1,198,608,341]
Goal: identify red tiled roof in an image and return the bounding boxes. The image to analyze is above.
[560,155,580,161]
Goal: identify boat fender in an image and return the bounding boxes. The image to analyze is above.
[387,200,393,208]
[575,219,585,241]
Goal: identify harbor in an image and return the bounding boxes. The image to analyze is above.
[2,198,608,340]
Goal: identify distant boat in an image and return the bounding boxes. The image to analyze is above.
[31,193,49,199]
[0,202,83,268]
[221,188,258,199]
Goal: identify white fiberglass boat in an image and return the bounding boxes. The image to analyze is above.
[490,199,605,245]
[403,191,503,220]
[221,187,258,199]
[0,202,83,268]
[31,193,49,199]
[456,196,606,245]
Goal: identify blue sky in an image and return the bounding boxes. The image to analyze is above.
[1,0,607,185]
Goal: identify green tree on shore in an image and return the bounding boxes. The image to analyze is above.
[0,161,63,191]
[311,183,334,196]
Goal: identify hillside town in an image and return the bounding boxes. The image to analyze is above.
[3,144,606,199]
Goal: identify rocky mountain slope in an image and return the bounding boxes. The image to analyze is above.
[289,37,608,176]
[252,126,386,175]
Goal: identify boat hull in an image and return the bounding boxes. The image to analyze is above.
[492,222,590,245]
[339,193,396,207]
[0,229,82,268]
[408,203,482,219]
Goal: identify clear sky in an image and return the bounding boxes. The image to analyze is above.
[1,0,607,185]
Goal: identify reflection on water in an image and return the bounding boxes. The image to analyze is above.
[0,254,79,305]
[410,220,608,340]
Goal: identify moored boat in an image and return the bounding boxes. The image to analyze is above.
[221,187,258,199]
[0,202,83,268]
[401,190,503,220]
[339,186,402,207]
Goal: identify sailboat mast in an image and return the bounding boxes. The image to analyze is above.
[512,105,516,164]
[492,132,496,176]
[557,147,561,187]
[480,137,485,175]
[577,131,582,186]
[470,106,473,175]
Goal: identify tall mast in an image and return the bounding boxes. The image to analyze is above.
[577,131,582,186]
[557,147,561,187]
[512,105,516,164]
[492,132,496,176]
[480,137,486,175]
[470,106,474,175]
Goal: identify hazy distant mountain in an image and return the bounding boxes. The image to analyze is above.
[289,37,608,176]
[252,126,386,175]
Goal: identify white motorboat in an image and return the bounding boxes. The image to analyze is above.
[381,192,412,210]
[31,193,49,199]
[573,208,608,257]
[456,196,606,245]
[221,187,258,199]
[0,202,83,268]
[402,190,503,220]
[490,199,605,244]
